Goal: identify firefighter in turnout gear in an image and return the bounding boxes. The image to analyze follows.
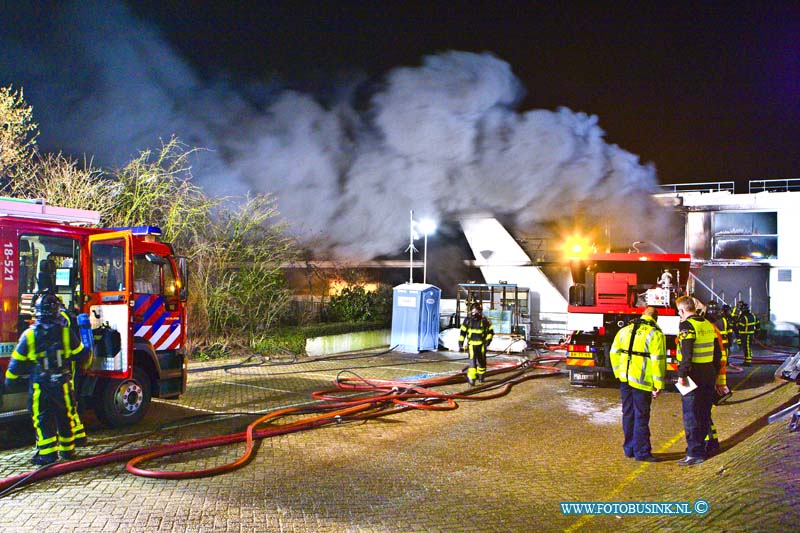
[720,304,735,348]
[609,306,667,462]
[706,302,733,357]
[731,300,745,353]
[675,296,723,466]
[459,303,494,386]
[703,301,731,456]
[2,293,90,466]
[736,302,759,366]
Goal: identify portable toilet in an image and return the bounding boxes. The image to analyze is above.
[390,283,441,353]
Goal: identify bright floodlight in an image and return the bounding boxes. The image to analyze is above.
[418,218,437,236]
[563,234,592,261]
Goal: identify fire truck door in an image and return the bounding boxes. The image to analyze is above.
[87,232,133,378]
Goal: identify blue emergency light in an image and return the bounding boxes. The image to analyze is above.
[111,226,162,236]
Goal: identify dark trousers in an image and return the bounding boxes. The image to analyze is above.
[682,382,714,458]
[706,413,720,453]
[620,382,652,459]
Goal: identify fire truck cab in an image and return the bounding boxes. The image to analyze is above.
[565,252,691,386]
[1,198,188,427]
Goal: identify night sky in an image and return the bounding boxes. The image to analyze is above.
[129,0,800,192]
[1,0,799,267]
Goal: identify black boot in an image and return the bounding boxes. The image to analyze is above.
[30,452,57,466]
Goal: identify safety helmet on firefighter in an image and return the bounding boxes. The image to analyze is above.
[34,292,62,322]
[470,303,482,315]
[705,301,720,320]
[721,304,731,314]
[740,302,749,311]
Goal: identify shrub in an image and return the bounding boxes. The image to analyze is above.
[326,285,392,324]
[1,87,299,355]
[0,85,37,182]
[192,195,298,338]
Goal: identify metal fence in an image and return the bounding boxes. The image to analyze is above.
[660,182,735,193]
[749,179,800,193]
[286,297,326,324]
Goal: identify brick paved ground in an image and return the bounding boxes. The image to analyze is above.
[1,348,798,532]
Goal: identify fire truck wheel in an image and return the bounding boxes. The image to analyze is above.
[95,368,152,428]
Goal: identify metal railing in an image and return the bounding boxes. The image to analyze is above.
[749,179,800,193]
[659,182,735,194]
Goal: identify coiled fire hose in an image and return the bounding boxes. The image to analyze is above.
[0,357,561,494]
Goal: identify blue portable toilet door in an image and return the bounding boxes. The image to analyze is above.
[390,285,421,352]
[417,286,441,351]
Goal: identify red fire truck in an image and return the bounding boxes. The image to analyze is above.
[565,252,692,386]
[1,197,188,426]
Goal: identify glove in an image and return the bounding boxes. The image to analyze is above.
[713,385,732,405]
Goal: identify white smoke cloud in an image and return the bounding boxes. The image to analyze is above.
[0,1,681,260]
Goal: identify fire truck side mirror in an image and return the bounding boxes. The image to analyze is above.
[144,252,165,265]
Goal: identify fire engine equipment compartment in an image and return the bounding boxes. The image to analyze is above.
[595,272,637,307]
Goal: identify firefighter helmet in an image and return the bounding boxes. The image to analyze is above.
[34,292,62,322]
[470,303,482,314]
[740,302,749,311]
[705,301,720,321]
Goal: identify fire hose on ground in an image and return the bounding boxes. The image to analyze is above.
[755,338,797,355]
[0,356,561,495]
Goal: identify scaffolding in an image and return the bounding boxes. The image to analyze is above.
[455,282,530,337]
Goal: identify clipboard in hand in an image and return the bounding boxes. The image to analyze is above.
[675,376,698,396]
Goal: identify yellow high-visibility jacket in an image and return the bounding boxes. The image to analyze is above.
[609,315,667,392]
[677,316,717,364]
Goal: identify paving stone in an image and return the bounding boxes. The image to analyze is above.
[1,349,798,531]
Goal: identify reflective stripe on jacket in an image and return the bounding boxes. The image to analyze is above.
[6,325,83,382]
[737,311,759,335]
[677,316,716,364]
[459,315,494,346]
[609,315,667,392]
[717,316,732,348]
[712,323,728,386]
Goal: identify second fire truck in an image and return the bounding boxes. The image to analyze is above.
[564,251,692,386]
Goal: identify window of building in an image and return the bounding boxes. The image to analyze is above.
[712,212,777,260]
